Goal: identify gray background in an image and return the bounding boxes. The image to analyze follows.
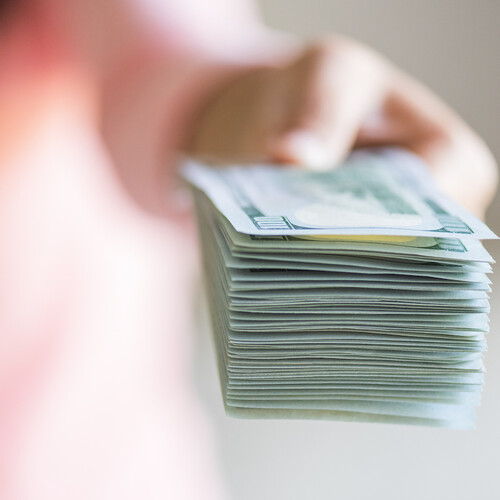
[194,1,500,498]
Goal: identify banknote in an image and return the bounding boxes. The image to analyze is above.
[188,148,496,428]
[183,148,497,239]
[216,209,494,263]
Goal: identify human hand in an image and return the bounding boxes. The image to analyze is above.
[188,37,497,218]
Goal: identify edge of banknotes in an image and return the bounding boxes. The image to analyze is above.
[184,148,498,429]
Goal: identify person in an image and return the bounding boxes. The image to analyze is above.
[0,0,496,498]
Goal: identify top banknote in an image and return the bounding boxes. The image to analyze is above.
[183,148,497,239]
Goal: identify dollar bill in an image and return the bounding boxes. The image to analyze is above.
[188,148,497,428]
[183,148,497,239]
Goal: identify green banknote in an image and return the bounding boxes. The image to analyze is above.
[183,148,497,239]
[186,148,497,429]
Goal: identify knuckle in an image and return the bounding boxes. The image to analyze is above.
[300,36,387,82]
[304,37,355,69]
[309,36,370,63]
[309,36,356,57]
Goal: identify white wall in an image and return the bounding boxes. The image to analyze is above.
[194,2,500,498]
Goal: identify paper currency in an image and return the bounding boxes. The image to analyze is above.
[184,148,497,429]
[183,148,496,239]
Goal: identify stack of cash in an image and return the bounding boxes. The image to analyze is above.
[184,148,496,428]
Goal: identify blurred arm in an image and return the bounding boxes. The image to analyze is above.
[47,0,293,213]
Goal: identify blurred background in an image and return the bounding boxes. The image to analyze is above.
[1,0,498,498]
[193,1,500,499]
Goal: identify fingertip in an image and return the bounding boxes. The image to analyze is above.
[270,131,337,171]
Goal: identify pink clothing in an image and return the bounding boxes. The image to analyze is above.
[0,1,287,498]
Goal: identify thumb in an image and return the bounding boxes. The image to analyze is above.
[269,43,387,170]
[270,129,333,170]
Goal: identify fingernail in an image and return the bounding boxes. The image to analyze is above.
[277,131,332,171]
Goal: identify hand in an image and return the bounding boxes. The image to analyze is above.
[188,37,498,218]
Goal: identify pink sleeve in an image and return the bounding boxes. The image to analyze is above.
[0,1,291,497]
[50,0,293,213]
